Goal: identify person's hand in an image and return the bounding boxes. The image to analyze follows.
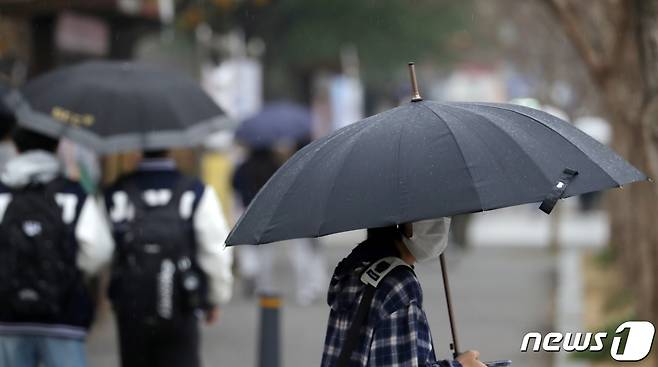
[456,350,487,367]
[205,307,220,325]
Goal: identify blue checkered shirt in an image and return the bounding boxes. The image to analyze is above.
[321,263,461,367]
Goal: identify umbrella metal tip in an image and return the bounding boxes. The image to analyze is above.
[407,62,423,102]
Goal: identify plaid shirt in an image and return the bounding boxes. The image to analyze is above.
[321,263,461,367]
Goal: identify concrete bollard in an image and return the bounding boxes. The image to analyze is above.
[258,294,281,367]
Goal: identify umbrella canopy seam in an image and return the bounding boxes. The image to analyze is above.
[315,124,381,236]
[437,102,557,195]
[395,113,407,222]
[252,122,369,242]
[471,103,623,186]
[418,102,486,212]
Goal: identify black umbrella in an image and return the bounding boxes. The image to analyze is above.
[4,61,233,154]
[227,83,646,246]
[226,63,648,358]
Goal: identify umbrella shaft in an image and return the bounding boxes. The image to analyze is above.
[440,253,460,359]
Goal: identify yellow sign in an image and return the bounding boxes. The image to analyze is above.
[51,106,95,127]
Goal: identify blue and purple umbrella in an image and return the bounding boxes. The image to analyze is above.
[235,102,312,148]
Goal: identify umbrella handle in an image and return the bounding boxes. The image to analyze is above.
[440,252,461,359]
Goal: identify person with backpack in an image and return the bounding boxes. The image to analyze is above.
[321,218,487,367]
[104,150,233,367]
[0,128,114,367]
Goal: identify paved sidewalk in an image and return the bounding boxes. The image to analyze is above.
[87,238,554,367]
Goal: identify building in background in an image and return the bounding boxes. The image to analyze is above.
[0,0,164,80]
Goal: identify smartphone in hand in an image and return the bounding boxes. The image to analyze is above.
[484,360,512,367]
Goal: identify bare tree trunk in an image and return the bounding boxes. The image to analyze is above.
[544,0,658,332]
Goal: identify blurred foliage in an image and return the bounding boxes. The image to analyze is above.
[592,247,634,312]
[177,0,471,94]
[603,286,634,314]
[593,246,616,267]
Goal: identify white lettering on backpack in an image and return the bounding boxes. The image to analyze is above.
[143,189,171,206]
[54,193,78,224]
[0,193,77,224]
[158,259,175,319]
[110,189,194,222]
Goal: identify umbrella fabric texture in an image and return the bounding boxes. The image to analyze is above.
[227,101,647,245]
[5,61,233,154]
[235,102,312,148]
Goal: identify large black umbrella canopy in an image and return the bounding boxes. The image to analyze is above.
[5,61,233,154]
[227,100,647,246]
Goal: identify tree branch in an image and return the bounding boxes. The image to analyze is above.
[610,0,631,68]
[543,0,607,85]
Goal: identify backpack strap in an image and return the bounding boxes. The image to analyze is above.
[122,180,146,213]
[165,176,195,211]
[43,177,68,198]
[11,176,66,195]
[335,257,413,367]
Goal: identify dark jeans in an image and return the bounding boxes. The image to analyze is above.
[0,335,86,367]
[116,314,200,367]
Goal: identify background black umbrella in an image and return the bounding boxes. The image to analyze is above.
[4,61,233,154]
[227,64,648,358]
[235,101,312,148]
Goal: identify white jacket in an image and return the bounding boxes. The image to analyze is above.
[0,151,114,276]
[105,159,233,305]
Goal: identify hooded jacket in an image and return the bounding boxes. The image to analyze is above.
[0,150,114,339]
[321,253,459,367]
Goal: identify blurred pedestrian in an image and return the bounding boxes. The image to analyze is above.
[321,218,486,367]
[232,145,328,304]
[287,139,328,305]
[0,128,114,367]
[232,148,281,296]
[104,150,233,367]
[0,99,16,171]
[289,237,327,305]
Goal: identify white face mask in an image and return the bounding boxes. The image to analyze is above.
[401,217,451,263]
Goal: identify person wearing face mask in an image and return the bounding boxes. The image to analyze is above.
[321,217,486,367]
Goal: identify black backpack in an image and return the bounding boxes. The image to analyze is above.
[109,177,205,326]
[0,179,77,321]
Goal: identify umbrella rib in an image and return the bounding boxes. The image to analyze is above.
[96,81,123,152]
[418,102,486,211]
[315,119,394,236]
[472,103,621,186]
[256,122,370,241]
[439,103,556,192]
[395,112,406,221]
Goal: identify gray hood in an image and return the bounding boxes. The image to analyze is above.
[1,150,61,188]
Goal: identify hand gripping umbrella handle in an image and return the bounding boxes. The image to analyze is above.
[440,253,461,359]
